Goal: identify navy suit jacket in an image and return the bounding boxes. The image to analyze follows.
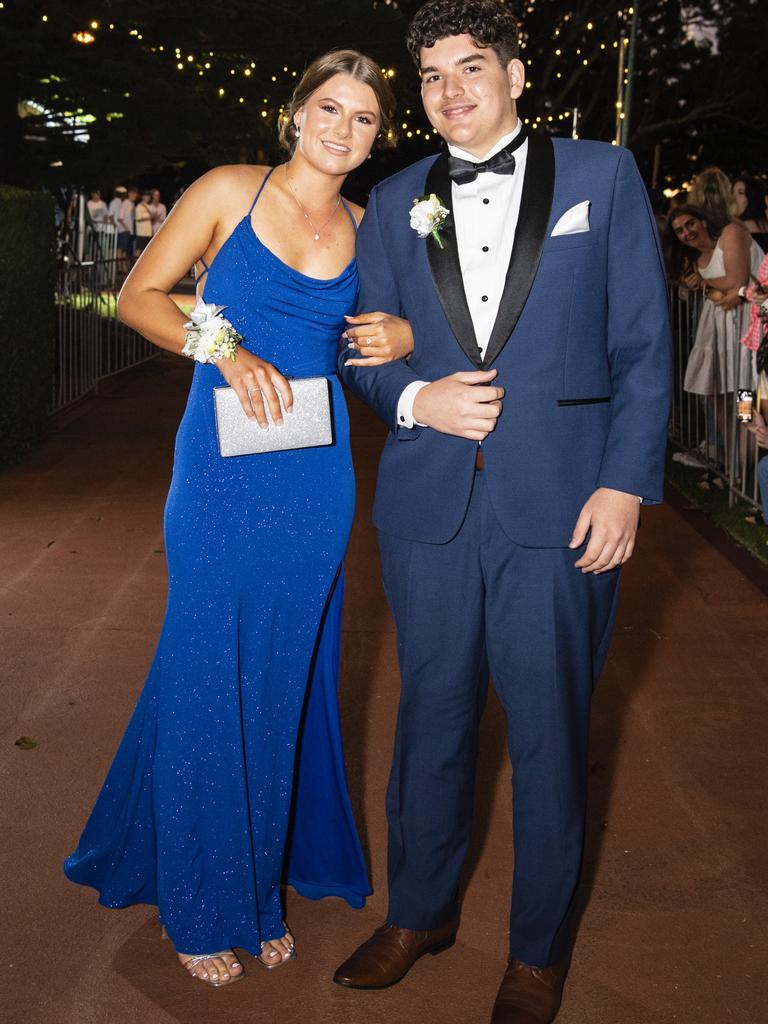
[339,135,673,547]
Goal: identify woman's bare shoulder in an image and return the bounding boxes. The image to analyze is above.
[183,164,273,206]
[721,219,751,241]
[716,222,751,261]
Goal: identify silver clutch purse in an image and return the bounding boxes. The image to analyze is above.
[212,377,333,457]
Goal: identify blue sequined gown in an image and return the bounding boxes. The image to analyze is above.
[64,170,370,955]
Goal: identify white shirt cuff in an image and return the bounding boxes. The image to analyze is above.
[396,381,430,429]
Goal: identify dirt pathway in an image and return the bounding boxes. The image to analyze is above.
[1,358,765,1024]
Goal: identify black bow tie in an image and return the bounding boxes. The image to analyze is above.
[447,126,528,186]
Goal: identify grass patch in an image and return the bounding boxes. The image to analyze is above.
[666,448,768,566]
[56,292,117,317]
[56,294,194,318]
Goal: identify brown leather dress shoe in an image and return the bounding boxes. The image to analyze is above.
[489,956,570,1023]
[333,921,457,990]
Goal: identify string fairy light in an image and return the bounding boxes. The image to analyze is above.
[29,6,642,151]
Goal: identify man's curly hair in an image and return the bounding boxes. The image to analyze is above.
[406,0,520,69]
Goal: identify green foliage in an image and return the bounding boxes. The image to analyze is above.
[0,185,56,467]
[0,0,417,188]
[1,0,765,191]
[504,0,768,185]
[666,450,768,566]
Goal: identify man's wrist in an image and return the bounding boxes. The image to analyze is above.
[396,380,430,429]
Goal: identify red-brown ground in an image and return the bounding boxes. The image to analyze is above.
[1,358,766,1024]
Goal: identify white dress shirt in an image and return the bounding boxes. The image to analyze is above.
[107,197,123,226]
[87,199,108,223]
[118,197,135,234]
[152,202,167,234]
[397,123,528,429]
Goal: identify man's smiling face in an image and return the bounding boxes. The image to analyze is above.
[419,33,524,157]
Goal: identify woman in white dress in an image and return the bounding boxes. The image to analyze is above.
[669,204,763,395]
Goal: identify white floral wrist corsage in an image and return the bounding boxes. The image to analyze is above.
[182,297,242,364]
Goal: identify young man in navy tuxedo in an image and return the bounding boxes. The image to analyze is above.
[335,2,672,1020]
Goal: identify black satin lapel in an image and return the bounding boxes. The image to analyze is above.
[424,154,482,367]
[483,134,556,368]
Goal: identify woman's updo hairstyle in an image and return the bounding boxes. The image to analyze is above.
[279,49,398,153]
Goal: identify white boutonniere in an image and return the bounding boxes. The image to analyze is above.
[410,193,449,249]
[182,295,243,364]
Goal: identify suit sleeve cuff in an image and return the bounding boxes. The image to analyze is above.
[396,380,430,429]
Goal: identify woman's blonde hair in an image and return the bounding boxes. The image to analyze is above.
[687,167,738,231]
[278,49,397,153]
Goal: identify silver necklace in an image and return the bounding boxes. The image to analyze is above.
[285,168,341,241]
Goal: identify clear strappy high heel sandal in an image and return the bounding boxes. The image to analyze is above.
[258,922,296,969]
[180,951,245,987]
[162,922,245,987]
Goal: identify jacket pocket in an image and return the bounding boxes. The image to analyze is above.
[556,396,611,406]
[541,228,600,255]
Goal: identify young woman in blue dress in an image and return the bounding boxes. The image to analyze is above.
[64,51,412,987]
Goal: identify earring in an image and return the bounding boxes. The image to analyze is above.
[294,124,301,136]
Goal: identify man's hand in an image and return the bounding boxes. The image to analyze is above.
[746,410,768,449]
[412,369,504,440]
[569,487,641,574]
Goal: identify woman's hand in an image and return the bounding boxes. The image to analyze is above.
[682,270,702,291]
[746,410,768,449]
[710,286,741,311]
[217,347,293,427]
[343,312,414,367]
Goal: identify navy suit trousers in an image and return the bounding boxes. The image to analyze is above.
[379,471,621,966]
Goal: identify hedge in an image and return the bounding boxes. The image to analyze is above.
[0,185,56,467]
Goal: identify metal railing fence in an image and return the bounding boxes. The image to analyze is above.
[51,258,158,414]
[47,269,767,516]
[668,285,763,515]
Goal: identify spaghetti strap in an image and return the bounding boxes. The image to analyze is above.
[193,261,208,300]
[340,197,358,232]
[248,167,276,216]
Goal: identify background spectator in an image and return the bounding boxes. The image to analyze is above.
[688,167,740,231]
[86,190,107,224]
[739,255,768,525]
[733,176,768,252]
[134,190,154,254]
[746,396,768,527]
[107,186,126,227]
[150,188,167,234]
[668,204,759,398]
[117,186,137,273]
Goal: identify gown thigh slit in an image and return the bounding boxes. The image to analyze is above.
[64,170,370,956]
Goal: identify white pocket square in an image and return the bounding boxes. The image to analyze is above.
[551,200,591,236]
